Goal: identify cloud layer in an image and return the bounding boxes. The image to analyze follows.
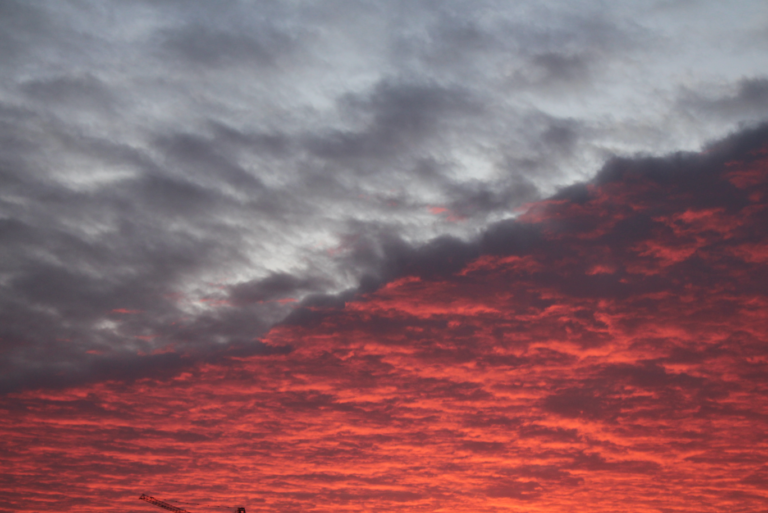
[2,123,767,512]
[2,0,768,391]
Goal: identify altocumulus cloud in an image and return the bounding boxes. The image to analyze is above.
[1,0,768,393]
[2,121,767,512]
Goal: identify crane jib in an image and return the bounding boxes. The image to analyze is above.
[139,494,191,513]
[139,493,246,513]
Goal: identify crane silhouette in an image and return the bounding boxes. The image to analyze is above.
[139,494,245,513]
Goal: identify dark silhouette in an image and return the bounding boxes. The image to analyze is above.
[139,494,246,513]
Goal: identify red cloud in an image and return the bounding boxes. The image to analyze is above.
[2,133,768,512]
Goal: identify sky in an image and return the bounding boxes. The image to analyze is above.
[1,1,768,512]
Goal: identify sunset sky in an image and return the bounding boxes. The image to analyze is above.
[2,1,768,512]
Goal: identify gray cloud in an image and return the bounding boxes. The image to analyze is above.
[679,77,768,123]
[20,74,115,111]
[307,80,483,165]
[1,0,767,392]
[230,273,327,306]
[514,52,593,88]
[159,24,296,69]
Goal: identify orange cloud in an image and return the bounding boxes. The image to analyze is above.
[3,138,768,513]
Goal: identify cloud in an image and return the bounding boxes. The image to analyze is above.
[1,4,768,492]
[4,122,766,510]
[306,80,484,166]
[158,23,296,69]
[679,77,768,123]
[229,273,326,306]
[20,74,116,111]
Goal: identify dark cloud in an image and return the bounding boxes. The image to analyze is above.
[229,273,326,305]
[0,2,766,502]
[0,0,766,405]
[484,480,542,500]
[306,80,483,166]
[6,103,759,398]
[679,77,768,122]
[543,387,615,420]
[508,52,593,90]
[280,121,768,386]
[154,132,266,193]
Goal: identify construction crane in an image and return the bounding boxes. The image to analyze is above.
[139,495,190,513]
[139,494,246,513]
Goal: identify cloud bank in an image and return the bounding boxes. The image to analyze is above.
[2,0,768,391]
[2,122,767,512]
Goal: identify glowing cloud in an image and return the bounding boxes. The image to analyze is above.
[2,127,767,512]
